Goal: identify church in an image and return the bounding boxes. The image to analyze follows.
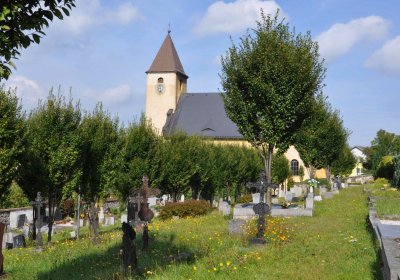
[144,32,325,182]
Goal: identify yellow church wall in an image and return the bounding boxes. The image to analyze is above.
[350,161,363,177]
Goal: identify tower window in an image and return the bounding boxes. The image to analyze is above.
[158,77,164,83]
[290,159,299,176]
[157,77,164,93]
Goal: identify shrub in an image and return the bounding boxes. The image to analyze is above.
[159,200,210,220]
[376,156,394,181]
[236,194,252,203]
[374,178,390,188]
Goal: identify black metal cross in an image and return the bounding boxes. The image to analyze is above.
[246,172,278,244]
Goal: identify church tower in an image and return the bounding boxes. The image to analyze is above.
[145,32,188,134]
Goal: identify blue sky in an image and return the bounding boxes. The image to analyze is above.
[5,0,400,147]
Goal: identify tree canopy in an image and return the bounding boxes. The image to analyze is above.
[0,0,75,80]
[221,11,325,205]
[0,86,25,202]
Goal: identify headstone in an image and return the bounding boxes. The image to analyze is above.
[228,219,247,235]
[17,214,27,228]
[98,207,105,224]
[252,193,260,203]
[218,201,230,216]
[148,197,157,207]
[314,195,322,201]
[290,186,303,197]
[122,222,137,274]
[70,231,76,239]
[121,214,127,224]
[320,186,327,196]
[13,235,26,248]
[306,194,314,209]
[271,198,279,204]
[104,216,115,226]
[285,193,293,202]
[180,194,185,202]
[233,204,256,219]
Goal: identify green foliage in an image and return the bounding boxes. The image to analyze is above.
[115,116,158,200]
[17,90,81,241]
[299,165,305,182]
[287,177,295,190]
[221,10,325,206]
[295,94,349,180]
[331,144,356,177]
[0,86,25,202]
[272,154,290,184]
[0,0,76,80]
[393,155,400,188]
[159,200,210,220]
[376,156,394,181]
[367,129,400,176]
[374,178,390,188]
[0,182,29,208]
[79,104,120,202]
[236,194,252,203]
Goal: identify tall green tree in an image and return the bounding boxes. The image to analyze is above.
[331,145,356,177]
[295,95,348,183]
[272,154,290,186]
[0,86,25,203]
[79,104,120,202]
[18,91,81,242]
[221,11,325,205]
[367,129,400,176]
[115,116,158,199]
[0,0,75,80]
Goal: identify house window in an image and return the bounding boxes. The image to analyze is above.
[290,159,299,176]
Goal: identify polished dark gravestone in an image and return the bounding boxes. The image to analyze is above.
[31,192,44,250]
[13,235,26,248]
[122,222,137,274]
[247,172,277,245]
[88,202,100,244]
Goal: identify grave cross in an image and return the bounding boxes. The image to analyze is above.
[246,172,278,245]
[31,192,43,249]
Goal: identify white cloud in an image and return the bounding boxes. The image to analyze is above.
[364,36,400,75]
[55,0,142,35]
[6,76,45,110]
[195,0,285,36]
[317,16,390,62]
[84,84,133,105]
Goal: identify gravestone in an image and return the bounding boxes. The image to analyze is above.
[271,198,279,204]
[290,186,303,197]
[285,193,293,202]
[218,201,231,216]
[306,194,314,209]
[88,203,100,244]
[13,235,26,248]
[0,213,9,275]
[122,222,137,274]
[228,219,247,235]
[252,193,260,203]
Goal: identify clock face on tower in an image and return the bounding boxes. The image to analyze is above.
[157,84,164,93]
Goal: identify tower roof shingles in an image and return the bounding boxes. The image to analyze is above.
[146,33,188,78]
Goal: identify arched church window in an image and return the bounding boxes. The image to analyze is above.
[290,159,299,176]
[157,77,164,93]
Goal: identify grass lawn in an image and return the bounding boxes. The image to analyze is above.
[3,186,381,280]
[368,186,400,218]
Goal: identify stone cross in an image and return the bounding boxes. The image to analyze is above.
[88,202,100,244]
[31,192,43,249]
[246,172,277,245]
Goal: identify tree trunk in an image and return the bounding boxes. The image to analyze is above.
[309,165,316,180]
[0,223,5,274]
[265,144,274,207]
[325,165,331,188]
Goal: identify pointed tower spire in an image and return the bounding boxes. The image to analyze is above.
[146,33,188,79]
